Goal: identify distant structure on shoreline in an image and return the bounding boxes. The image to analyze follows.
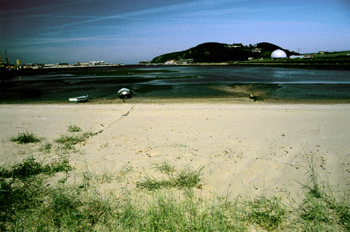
[0,49,125,70]
[2,58,124,71]
[0,50,10,68]
[271,49,288,59]
[39,61,124,69]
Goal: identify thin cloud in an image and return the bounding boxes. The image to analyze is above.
[7,33,167,47]
[0,0,97,15]
[6,35,118,46]
[39,0,244,30]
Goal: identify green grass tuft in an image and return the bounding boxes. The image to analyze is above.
[296,159,350,231]
[153,161,176,174]
[136,176,173,190]
[10,132,41,144]
[246,196,286,231]
[68,125,82,132]
[39,142,52,153]
[136,166,203,190]
[0,156,71,179]
[175,166,203,189]
[55,132,92,149]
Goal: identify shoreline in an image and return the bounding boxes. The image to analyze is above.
[1,97,350,105]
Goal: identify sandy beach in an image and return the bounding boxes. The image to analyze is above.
[1,102,349,201]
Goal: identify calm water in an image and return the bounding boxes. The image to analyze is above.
[1,66,350,102]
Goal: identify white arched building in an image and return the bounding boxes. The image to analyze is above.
[271,49,288,59]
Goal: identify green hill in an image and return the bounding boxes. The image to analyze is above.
[151,42,298,63]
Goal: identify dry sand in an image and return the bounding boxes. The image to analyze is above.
[1,103,349,200]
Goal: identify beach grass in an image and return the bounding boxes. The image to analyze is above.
[296,162,350,231]
[245,196,286,231]
[54,131,93,149]
[10,131,41,144]
[153,161,176,174]
[0,156,71,179]
[1,154,349,231]
[39,142,52,153]
[136,166,203,190]
[68,124,82,132]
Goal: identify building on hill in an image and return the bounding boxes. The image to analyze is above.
[178,59,194,64]
[165,60,177,65]
[225,43,243,48]
[138,60,151,65]
[290,55,304,59]
[252,48,262,53]
[304,54,314,59]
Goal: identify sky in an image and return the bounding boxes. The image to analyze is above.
[0,0,349,64]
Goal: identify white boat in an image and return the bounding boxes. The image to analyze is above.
[69,95,88,103]
[118,88,132,99]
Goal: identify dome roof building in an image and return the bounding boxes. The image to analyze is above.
[271,49,288,59]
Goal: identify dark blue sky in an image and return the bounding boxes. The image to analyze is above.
[1,0,349,64]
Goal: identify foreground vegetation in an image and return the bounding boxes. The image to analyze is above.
[10,132,41,144]
[1,130,349,231]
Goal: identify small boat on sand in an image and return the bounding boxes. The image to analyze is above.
[118,88,132,99]
[69,95,88,103]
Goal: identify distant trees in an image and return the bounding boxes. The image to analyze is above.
[151,42,297,63]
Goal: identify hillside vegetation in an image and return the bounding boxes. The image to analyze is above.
[151,42,298,63]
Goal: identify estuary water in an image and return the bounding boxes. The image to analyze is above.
[1,65,350,103]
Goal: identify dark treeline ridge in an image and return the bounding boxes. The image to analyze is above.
[151,42,299,63]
